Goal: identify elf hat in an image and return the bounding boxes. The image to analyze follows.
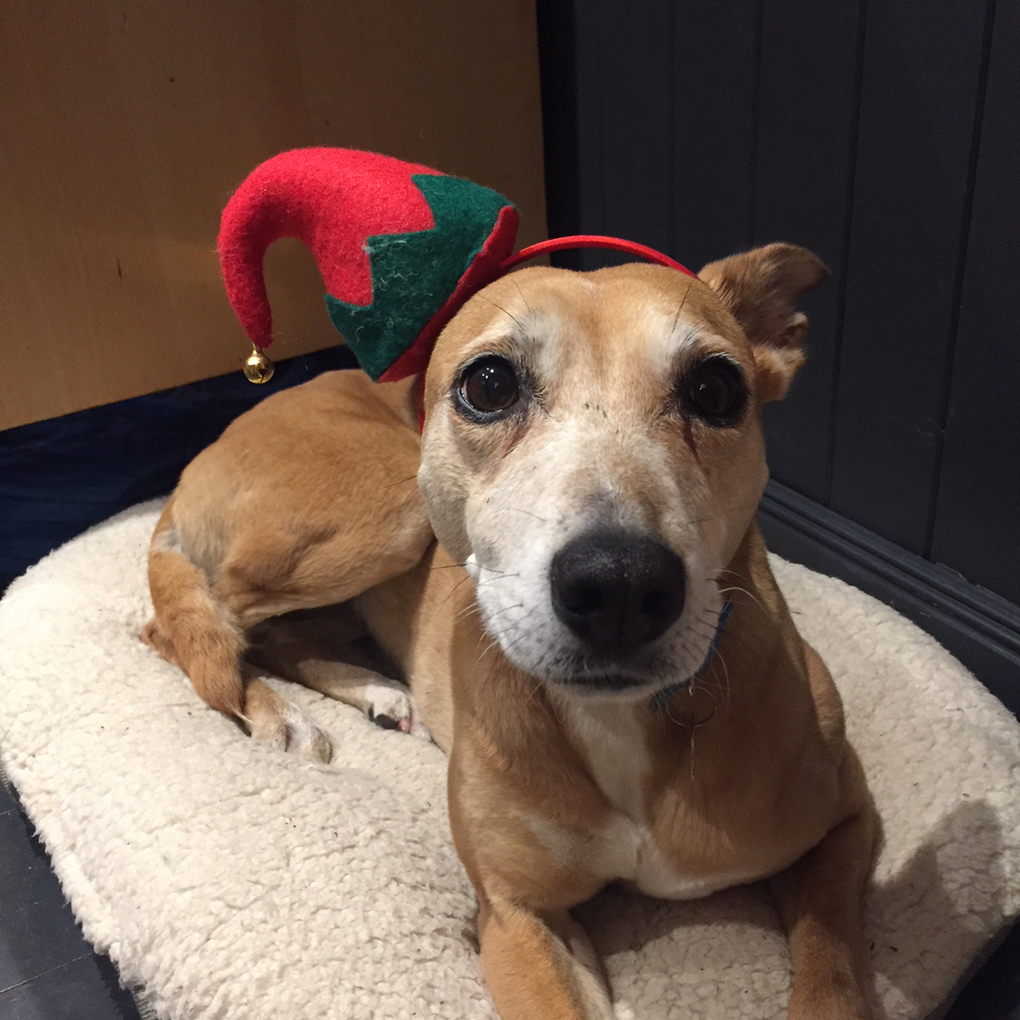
[218,147,695,384]
[218,147,520,383]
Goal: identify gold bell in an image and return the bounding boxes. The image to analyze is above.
[243,346,274,384]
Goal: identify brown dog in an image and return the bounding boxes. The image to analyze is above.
[144,244,876,1020]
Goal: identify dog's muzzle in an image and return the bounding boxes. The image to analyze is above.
[549,530,686,652]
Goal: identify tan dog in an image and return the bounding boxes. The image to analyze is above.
[144,244,876,1020]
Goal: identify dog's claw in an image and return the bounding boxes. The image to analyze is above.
[363,683,428,738]
[368,706,401,731]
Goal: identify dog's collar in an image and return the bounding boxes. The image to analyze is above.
[649,600,734,712]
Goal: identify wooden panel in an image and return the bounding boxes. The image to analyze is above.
[0,0,547,430]
[753,1,863,504]
[931,2,1020,605]
[828,0,990,553]
[672,1,759,269]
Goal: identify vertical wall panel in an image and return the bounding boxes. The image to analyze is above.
[753,1,863,503]
[931,2,1019,605]
[569,3,608,268]
[671,2,759,268]
[535,0,1019,695]
[536,0,581,245]
[594,4,674,256]
[828,0,989,553]
[547,1,674,272]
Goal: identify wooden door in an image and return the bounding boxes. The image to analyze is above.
[0,1,547,430]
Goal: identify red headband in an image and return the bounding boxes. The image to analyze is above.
[500,235,696,276]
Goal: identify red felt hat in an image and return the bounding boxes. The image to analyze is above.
[218,148,697,385]
[218,147,519,382]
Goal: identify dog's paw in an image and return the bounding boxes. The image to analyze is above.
[364,682,426,738]
[249,702,333,764]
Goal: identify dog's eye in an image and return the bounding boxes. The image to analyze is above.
[682,357,746,426]
[459,357,520,416]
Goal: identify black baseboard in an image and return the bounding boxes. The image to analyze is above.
[758,481,1020,718]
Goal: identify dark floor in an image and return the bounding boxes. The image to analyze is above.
[1,764,1019,1020]
[0,778,141,1020]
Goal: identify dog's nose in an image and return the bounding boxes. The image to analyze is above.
[549,531,686,647]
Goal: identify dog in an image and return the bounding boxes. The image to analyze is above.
[143,243,877,1020]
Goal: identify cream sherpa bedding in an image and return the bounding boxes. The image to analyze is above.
[0,501,1018,1020]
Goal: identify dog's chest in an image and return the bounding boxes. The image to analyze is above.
[551,701,758,900]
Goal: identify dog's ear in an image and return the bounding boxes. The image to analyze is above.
[699,243,828,402]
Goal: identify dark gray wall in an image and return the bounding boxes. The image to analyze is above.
[537,0,1019,708]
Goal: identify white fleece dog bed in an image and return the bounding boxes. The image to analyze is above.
[1,502,1019,1020]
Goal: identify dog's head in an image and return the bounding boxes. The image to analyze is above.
[418,244,827,696]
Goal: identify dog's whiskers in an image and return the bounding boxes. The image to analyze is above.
[380,474,419,488]
[453,601,484,624]
[510,276,534,318]
[714,583,767,616]
[475,603,538,661]
[715,651,732,707]
[669,280,698,335]
[496,619,539,659]
[477,293,526,332]
[481,603,525,622]
[697,657,731,711]
[502,506,550,524]
[475,568,520,580]
[522,675,545,709]
[437,573,476,613]
[430,561,515,577]
[437,565,520,617]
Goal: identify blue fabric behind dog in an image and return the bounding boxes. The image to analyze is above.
[0,347,357,593]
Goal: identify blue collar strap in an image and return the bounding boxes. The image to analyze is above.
[649,600,734,711]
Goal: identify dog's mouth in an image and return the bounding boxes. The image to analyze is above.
[553,672,691,699]
[537,642,692,697]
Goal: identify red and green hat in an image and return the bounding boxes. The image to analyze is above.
[218,147,694,383]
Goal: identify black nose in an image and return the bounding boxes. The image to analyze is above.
[549,531,686,647]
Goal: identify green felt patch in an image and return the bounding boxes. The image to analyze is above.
[326,174,513,380]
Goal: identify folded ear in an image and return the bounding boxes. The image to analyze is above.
[699,243,829,401]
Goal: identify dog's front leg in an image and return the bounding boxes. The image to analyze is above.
[478,896,614,1020]
[769,793,878,1020]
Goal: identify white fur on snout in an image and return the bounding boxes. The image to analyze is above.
[466,412,724,691]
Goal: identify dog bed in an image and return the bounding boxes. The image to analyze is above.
[0,501,1018,1020]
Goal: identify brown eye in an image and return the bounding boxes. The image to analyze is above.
[682,357,746,425]
[459,356,520,416]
